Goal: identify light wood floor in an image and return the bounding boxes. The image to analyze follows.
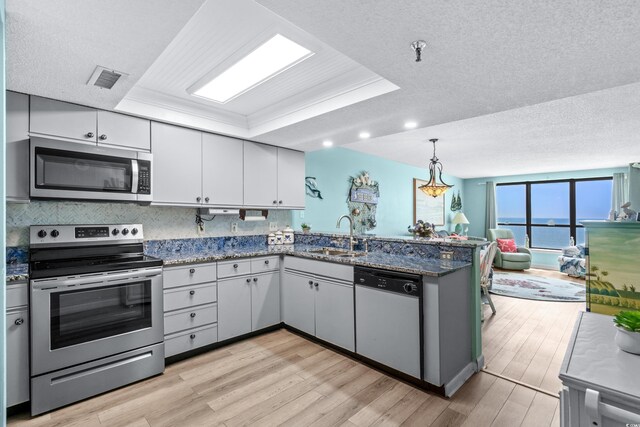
[8,269,582,427]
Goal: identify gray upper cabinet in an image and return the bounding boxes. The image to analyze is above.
[30,96,97,143]
[30,96,150,151]
[243,141,278,208]
[6,91,30,202]
[152,122,203,206]
[277,148,305,209]
[96,110,151,151]
[202,133,244,207]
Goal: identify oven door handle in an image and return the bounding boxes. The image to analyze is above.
[131,159,139,194]
[32,267,162,291]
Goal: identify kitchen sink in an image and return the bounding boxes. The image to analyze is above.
[307,248,367,257]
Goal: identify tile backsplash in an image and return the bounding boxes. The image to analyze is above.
[6,201,293,246]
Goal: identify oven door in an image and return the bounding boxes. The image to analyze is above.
[30,137,141,202]
[30,267,163,376]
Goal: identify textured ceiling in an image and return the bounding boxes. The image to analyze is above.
[344,82,640,178]
[256,0,640,160]
[6,0,205,109]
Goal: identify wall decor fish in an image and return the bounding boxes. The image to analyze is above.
[305,177,323,199]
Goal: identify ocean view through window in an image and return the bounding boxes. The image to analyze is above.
[497,177,612,249]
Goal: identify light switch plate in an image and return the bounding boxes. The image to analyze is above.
[299,211,305,219]
[231,222,238,233]
[269,222,278,231]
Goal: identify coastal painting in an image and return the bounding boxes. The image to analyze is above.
[587,227,640,316]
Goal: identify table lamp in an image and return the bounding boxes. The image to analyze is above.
[452,212,470,235]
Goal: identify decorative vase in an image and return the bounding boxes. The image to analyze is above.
[615,326,640,355]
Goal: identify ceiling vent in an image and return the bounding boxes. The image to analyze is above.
[87,66,127,89]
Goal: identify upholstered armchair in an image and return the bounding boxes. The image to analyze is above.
[487,229,532,270]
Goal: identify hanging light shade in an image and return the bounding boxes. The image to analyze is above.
[419,138,453,198]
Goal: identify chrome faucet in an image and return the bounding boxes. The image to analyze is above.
[336,214,356,252]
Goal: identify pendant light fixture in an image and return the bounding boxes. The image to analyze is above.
[419,138,453,198]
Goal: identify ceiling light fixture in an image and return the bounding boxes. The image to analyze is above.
[404,121,417,129]
[322,140,333,147]
[191,34,313,103]
[359,132,370,139]
[419,138,453,198]
[411,40,427,62]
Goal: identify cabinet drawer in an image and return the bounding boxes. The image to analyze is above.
[251,256,280,274]
[6,282,28,309]
[164,303,217,335]
[164,282,217,312]
[217,259,251,279]
[163,263,217,289]
[165,324,218,358]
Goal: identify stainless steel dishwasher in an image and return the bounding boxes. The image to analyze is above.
[355,266,423,379]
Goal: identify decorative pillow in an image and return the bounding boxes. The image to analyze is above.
[496,238,517,253]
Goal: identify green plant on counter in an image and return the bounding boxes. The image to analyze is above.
[301,223,311,230]
[613,310,640,332]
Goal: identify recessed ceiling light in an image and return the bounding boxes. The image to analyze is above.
[404,121,418,129]
[359,132,370,139]
[191,34,314,104]
[322,140,333,147]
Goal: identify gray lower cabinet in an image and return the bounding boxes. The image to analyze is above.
[6,281,29,407]
[162,263,218,358]
[282,258,355,351]
[217,257,281,341]
[7,91,30,202]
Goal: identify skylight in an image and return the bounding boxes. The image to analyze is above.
[191,34,313,104]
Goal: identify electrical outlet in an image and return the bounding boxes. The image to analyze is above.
[230,222,238,233]
[299,211,305,219]
[269,222,278,231]
[440,251,453,261]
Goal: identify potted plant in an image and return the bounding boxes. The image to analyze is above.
[613,310,640,354]
[301,223,311,234]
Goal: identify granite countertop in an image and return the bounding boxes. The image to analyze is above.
[7,263,29,282]
[148,244,471,277]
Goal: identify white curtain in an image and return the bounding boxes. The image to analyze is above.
[485,181,497,238]
[611,173,628,214]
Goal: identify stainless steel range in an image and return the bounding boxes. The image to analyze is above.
[29,224,164,415]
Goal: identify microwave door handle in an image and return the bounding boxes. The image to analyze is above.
[131,159,139,194]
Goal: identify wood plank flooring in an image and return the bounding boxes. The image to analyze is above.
[8,268,583,427]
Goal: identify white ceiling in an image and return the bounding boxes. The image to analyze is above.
[6,0,640,178]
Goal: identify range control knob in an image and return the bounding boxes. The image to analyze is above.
[122,228,129,236]
[112,228,120,236]
[403,283,416,294]
[50,229,60,238]
[131,228,139,236]
[37,230,47,238]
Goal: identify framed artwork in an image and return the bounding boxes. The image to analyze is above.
[413,178,445,226]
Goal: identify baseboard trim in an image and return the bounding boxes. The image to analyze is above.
[445,362,476,396]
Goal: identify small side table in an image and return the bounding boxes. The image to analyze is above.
[559,312,640,426]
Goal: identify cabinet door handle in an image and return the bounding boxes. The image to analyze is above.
[99,134,108,141]
[205,197,210,203]
[85,132,94,138]
[273,200,277,204]
[196,197,202,202]
[190,334,196,340]
[314,282,319,288]
[189,268,196,274]
[253,277,258,282]
[190,312,196,318]
[278,200,283,204]
[233,264,238,269]
[308,280,313,285]
[189,290,195,296]
[264,260,269,265]
[14,318,24,326]
[246,278,251,283]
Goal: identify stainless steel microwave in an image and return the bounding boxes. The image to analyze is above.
[30,138,152,203]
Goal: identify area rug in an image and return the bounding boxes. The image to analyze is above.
[490,272,586,302]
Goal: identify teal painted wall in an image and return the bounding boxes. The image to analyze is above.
[463,167,627,269]
[1,0,6,421]
[292,147,464,236]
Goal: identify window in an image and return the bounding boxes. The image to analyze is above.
[497,177,612,250]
